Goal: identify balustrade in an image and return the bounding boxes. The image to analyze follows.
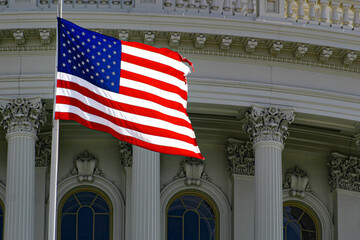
[0,0,354,32]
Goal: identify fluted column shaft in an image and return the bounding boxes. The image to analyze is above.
[0,98,46,240]
[253,141,283,240]
[243,105,295,240]
[5,131,37,240]
[131,146,160,240]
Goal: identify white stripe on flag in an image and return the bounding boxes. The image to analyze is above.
[122,44,190,75]
[55,103,201,153]
[57,72,191,123]
[56,88,196,138]
[120,78,187,108]
[120,61,187,92]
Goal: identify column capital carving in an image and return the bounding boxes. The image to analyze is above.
[35,134,52,167]
[328,152,360,192]
[243,105,295,145]
[226,138,254,176]
[0,97,47,136]
[119,141,133,167]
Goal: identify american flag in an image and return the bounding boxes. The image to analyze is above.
[55,18,204,159]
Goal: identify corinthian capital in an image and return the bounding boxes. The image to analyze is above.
[0,98,47,135]
[243,105,295,145]
[119,141,133,167]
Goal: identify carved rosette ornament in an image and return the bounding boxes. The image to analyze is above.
[174,157,211,186]
[226,138,255,176]
[70,150,104,182]
[328,152,360,192]
[35,134,52,167]
[283,166,312,197]
[243,105,295,145]
[119,141,132,167]
[0,98,47,136]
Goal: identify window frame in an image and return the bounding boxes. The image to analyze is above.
[165,190,220,240]
[283,201,321,240]
[57,186,113,240]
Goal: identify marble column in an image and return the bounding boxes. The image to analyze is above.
[0,98,46,240]
[119,142,133,240]
[243,105,295,240]
[131,145,160,240]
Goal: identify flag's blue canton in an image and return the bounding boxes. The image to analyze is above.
[58,18,122,93]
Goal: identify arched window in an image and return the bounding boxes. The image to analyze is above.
[166,192,218,240]
[283,202,320,240]
[59,188,112,240]
[0,199,4,240]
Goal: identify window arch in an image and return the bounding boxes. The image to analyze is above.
[166,191,219,240]
[283,201,320,240]
[58,187,113,240]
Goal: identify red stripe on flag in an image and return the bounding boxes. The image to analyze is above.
[121,53,186,82]
[56,96,197,144]
[120,70,188,101]
[57,80,193,129]
[55,112,204,159]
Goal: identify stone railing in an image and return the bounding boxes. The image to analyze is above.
[285,0,360,29]
[0,0,357,32]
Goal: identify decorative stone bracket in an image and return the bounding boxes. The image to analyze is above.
[328,152,360,192]
[283,166,312,197]
[226,138,255,176]
[174,157,211,186]
[69,150,104,182]
[119,141,132,167]
[35,134,52,167]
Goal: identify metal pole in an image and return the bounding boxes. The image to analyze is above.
[47,0,62,239]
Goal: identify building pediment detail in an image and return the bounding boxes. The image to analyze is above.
[69,150,104,182]
[283,166,312,197]
[226,138,254,176]
[174,157,212,186]
[328,152,360,192]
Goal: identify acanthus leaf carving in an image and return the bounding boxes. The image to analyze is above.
[119,141,132,167]
[243,105,295,145]
[328,152,360,192]
[226,138,254,176]
[35,134,52,167]
[0,98,47,135]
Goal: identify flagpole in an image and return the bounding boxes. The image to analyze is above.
[48,1,62,240]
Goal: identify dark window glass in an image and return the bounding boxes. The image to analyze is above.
[283,205,318,240]
[60,190,110,240]
[167,194,216,240]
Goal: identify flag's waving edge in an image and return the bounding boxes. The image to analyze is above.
[55,18,204,160]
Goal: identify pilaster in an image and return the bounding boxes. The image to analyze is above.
[243,105,295,240]
[0,97,46,240]
[131,145,160,240]
[119,141,133,240]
